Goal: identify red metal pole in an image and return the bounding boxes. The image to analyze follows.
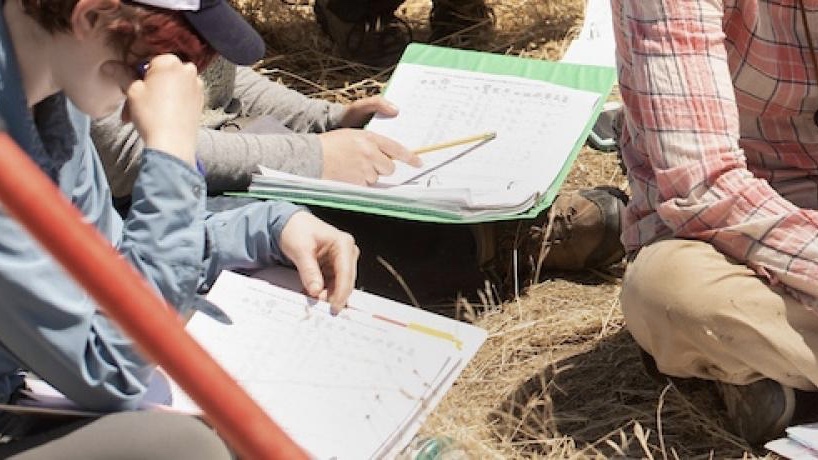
[0,132,309,460]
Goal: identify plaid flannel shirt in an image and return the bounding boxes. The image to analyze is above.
[615,0,818,306]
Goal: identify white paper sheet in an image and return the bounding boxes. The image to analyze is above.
[766,436,818,459]
[172,269,485,459]
[253,165,538,217]
[368,63,600,189]
[561,0,616,68]
[8,269,487,460]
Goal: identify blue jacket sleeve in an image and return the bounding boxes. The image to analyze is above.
[0,107,209,410]
[0,103,302,410]
[119,149,208,311]
[0,253,153,412]
[199,199,304,290]
[0,161,205,411]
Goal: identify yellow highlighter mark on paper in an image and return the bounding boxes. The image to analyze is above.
[406,322,464,350]
[367,312,463,350]
[347,306,465,350]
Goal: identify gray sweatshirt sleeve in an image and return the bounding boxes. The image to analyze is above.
[92,66,349,197]
[231,66,347,133]
[196,129,323,194]
[92,114,326,196]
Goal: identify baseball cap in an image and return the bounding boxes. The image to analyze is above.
[130,0,265,65]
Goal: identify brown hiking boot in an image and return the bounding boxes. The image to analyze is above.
[474,187,627,296]
[314,0,411,68]
[429,0,494,43]
[642,346,799,446]
[716,379,796,445]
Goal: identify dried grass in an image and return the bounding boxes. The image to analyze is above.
[238,0,771,457]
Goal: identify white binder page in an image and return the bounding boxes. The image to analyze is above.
[367,63,600,190]
[175,271,462,459]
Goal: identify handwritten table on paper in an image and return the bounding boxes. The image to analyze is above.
[367,63,600,189]
[172,271,462,459]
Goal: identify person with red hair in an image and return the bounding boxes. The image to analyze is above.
[0,0,358,456]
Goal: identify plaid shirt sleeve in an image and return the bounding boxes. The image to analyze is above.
[615,0,818,306]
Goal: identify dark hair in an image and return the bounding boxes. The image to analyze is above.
[21,0,216,70]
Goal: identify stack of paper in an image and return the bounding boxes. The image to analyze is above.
[173,269,487,459]
[766,423,818,458]
[253,165,540,219]
[243,43,616,223]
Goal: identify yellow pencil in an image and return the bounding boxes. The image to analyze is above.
[411,131,497,155]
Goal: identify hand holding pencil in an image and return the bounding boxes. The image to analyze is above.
[318,129,422,186]
[318,127,496,186]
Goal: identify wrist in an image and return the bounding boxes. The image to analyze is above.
[144,137,196,166]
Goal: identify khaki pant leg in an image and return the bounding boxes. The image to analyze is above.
[621,238,818,391]
[0,412,231,459]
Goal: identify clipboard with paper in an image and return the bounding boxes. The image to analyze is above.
[242,43,617,223]
[3,268,487,459]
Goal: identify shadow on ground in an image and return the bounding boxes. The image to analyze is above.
[490,330,759,458]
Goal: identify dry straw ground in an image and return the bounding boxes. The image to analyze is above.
[236,1,772,458]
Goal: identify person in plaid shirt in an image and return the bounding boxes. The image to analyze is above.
[614,0,818,444]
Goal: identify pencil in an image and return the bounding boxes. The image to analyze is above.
[411,131,497,155]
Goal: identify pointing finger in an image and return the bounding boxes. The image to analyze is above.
[366,131,422,167]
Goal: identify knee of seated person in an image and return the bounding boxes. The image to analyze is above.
[622,239,720,324]
[165,415,230,459]
[119,412,231,459]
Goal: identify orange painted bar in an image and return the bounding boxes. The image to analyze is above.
[0,132,308,460]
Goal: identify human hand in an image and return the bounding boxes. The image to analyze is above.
[338,96,399,128]
[279,211,360,314]
[124,54,203,166]
[319,129,421,186]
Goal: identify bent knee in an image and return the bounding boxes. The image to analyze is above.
[621,239,755,327]
[112,412,231,460]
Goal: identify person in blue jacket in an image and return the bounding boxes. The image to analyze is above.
[0,0,358,456]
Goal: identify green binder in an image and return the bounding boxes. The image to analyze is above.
[236,43,616,224]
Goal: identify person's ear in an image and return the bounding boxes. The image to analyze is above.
[69,0,118,40]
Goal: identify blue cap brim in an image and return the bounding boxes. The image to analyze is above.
[183,1,265,65]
